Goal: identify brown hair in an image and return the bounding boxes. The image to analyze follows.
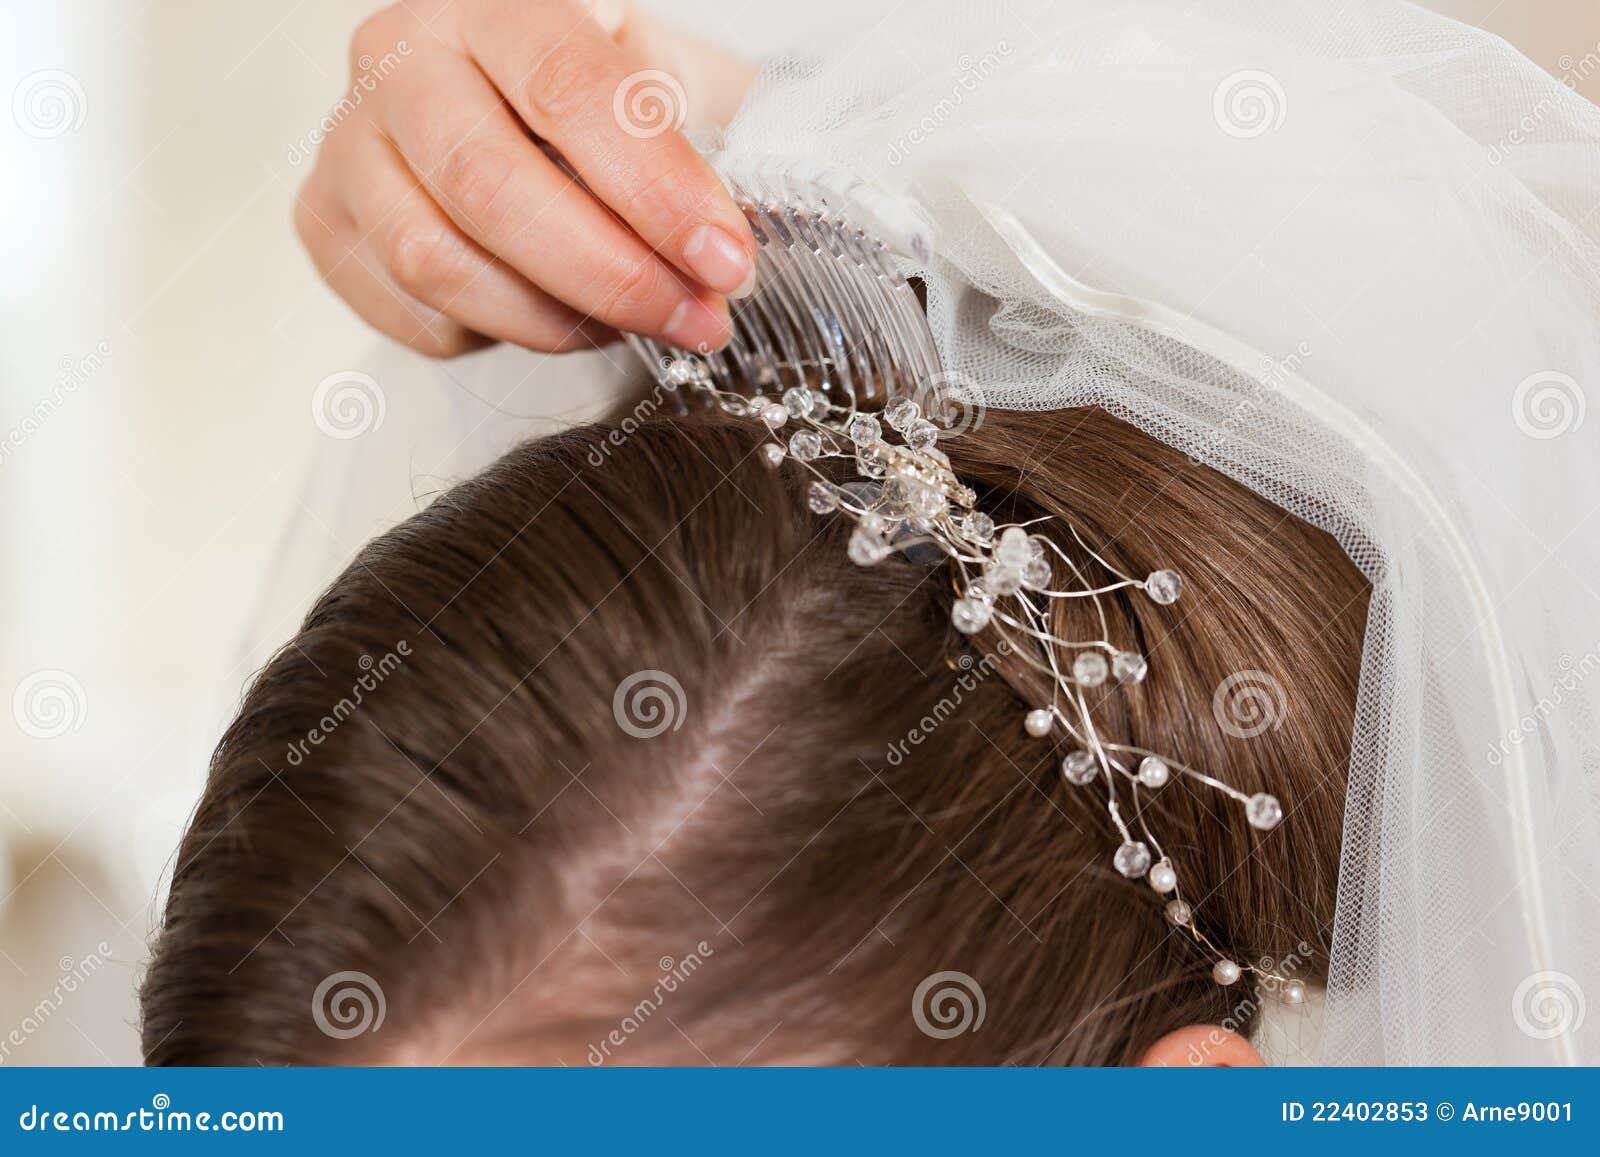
[141,405,1366,1066]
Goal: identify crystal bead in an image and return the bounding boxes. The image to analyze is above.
[884,396,920,432]
[1147,860,1178,893]
[760,443,785,468]
[962,511,995,544]
[1112,651,1148,684]
[807,482,838,514]
[984,561,1024,596]
[1113,840,1152,878]
[951,597,993,635]
[1212,959,1242,986]
[1137,755,1170,789]
[1060,749,1098,785]
[1021,555,1052,591]
[847,412,882,447]
[1073,651,1109,687]
[847,528,891,567]
[788,429,823,462]
[954,485,978,507]
[760,402,788,429]
[996,526,1031,566]
[782,387,814,418]
[905,418,939,451]
[1023,708,1053,738]
[809,388,831,416]
[1027,535,1049,563]
[1145,569,1183,605]
[885,474,943,519]
[1165,899,1192,926]
[856,452,887,479]
[1246,792,1283,830]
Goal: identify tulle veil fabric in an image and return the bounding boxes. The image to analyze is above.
[278,0,1600,1063]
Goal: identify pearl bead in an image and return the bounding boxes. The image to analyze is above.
[1283,979,1306,1004]
[1024,708,1053,738]
[761,402,788,429]
[1147,860,1178,893]
[1212,959,1242,986]
[1165,899,1192,925]
[1137,755,1170,789]
[760,442,785,468]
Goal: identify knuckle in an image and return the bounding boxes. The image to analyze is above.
[521,42,598,126]
[437,141,520,230]
[613,161,696,238]
[384,220,465,300]
[605,257,671,319]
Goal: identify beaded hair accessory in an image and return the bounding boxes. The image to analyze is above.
[630,182,1305,1002]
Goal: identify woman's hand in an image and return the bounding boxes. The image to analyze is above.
[294,0,758,357]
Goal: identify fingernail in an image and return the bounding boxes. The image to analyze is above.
[663,296,729,351]
[682,225,754,297]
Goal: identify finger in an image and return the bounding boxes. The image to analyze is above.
[462,0,757,298]
[295,181,486,358]
[346,127,604,353]
[377,50,730,349]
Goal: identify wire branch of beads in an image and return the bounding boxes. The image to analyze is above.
[655,354,1303,1000]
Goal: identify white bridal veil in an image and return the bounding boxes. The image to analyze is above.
[710,0,1600,1064]
[279,0,1600,1064]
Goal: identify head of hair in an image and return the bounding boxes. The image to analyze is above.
[141,404,1366,1065]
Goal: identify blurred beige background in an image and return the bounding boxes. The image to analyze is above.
[1,0,1596,1065]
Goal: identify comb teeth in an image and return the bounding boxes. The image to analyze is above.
[627,181,943,416]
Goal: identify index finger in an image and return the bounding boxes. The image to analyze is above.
[463,0,757,300]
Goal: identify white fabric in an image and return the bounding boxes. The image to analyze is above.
[715,0,1600,1064]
